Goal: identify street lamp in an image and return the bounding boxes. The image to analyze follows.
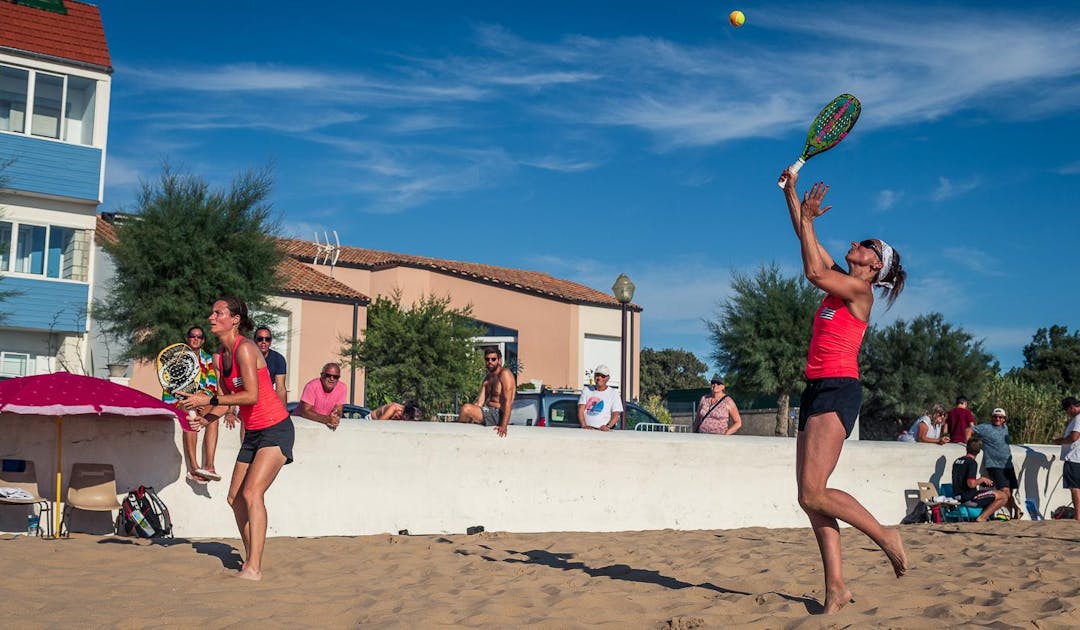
[612,273,635,429]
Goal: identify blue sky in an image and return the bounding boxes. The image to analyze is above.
[97,1,1080,372]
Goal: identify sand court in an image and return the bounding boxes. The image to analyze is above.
[4,521,1080,628]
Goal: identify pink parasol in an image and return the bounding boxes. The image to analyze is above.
[0,372,186,536]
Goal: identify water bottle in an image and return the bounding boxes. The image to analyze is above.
[26,514,40,537]
[130,508,155,537]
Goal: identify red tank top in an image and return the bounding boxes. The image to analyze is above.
[805,294,867,380]
[220,336,288,431]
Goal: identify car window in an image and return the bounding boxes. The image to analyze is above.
[510,398,539,426]
[547,399,580,428]
[624,405,656,429]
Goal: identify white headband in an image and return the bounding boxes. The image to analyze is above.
[874,240,895,289]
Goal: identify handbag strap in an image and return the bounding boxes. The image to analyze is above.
[695,395,729,432]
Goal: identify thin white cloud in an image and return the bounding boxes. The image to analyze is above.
[932,175,980,202]
[111,4,1080,212]
[1057,161,1080,175]
[941,246,1009,277]
[875,189,901,212]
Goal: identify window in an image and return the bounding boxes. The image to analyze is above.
[0,220,88,280]
[64,76,96,145]
[0,222,10,271]
[548,400,581,427]
[15,224,45,274]
[0,65,28,133]
[32,72,63,139]
[0,352,29,378]
[0,63,97,146]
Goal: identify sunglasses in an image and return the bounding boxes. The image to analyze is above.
[321,373,340,380]
[485,357,500,362]
[859,239,883,262]
[255,336,272,342]
[187,334,204,340]
[595,374,609,378]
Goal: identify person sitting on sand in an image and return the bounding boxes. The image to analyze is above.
[950,436,1009,522]
[372,401,422,421]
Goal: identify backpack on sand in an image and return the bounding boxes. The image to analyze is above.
[115,486,173,538]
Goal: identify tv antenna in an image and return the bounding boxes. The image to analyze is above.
[313,229,341,276]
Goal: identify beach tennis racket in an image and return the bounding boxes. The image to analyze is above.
[156,343,202,429]
[777,93,861,188]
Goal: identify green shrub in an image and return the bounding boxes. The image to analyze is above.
[974,375,1064,445]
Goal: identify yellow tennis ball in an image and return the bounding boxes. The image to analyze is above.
[729,10,745,27]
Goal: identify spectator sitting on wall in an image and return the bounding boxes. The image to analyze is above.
[372,401,423,421]
[897,403,950,444]
[299,362,345,430]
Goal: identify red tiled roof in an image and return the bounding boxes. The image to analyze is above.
[0,1,111,70]
[95,217,367,304]
[276,257,369,304]
[278,237,640,310]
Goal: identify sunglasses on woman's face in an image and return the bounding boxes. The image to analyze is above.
[859,239,883,262]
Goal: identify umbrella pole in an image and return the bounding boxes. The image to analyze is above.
[55,416,62,537]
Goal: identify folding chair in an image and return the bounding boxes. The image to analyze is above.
[937,482,982,522]
[60,463,122,537]
[0,459,54,538]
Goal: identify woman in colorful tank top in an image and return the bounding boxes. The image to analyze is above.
[179,296,292,581]
[780,168,908,614]
[695,375,742,435]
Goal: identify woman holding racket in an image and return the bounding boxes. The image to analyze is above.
[178,296,292,581]
[780,168,907,614]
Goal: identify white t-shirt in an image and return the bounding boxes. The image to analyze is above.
[1062,414,1080,463]
[578,386,624,428]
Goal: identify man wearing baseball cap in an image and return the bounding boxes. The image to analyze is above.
[1053,397,1080,520]
[973,407,1021,519]
[578,364,623,431]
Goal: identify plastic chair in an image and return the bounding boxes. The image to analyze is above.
[937,482,982,522]
[0,459,54,538]
[60,463,122,537]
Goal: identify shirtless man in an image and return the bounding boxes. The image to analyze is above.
[457,346,515,437]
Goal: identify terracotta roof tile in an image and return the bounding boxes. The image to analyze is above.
[0,1,111,70]
[276,257,369,304]
[278,237,639,310]
[95,217,367,304]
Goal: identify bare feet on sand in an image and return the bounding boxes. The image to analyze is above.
[823,588,854,615]
[881,529,907,578]
[236,566,262,581]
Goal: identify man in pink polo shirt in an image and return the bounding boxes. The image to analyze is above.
[299,362,346,430]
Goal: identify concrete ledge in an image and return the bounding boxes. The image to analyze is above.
[0,413,1066,537]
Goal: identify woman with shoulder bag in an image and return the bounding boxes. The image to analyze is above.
[695,376,742,435]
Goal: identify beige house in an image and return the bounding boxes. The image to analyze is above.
[108,225,641,407]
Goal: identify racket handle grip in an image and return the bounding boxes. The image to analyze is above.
[777,158,806,189]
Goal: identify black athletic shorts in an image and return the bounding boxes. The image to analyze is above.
[986,464,1018,490]
[799,377,862,439]
[237,417,294,465]
[1064,461,1080,489]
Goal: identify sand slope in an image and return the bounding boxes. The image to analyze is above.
[3,521,1079,628]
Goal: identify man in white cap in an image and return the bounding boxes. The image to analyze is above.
[973,407,1021,518]
[578,364,624,431]
[1053,397,1080,521]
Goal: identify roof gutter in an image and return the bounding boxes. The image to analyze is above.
[0,45,113,74]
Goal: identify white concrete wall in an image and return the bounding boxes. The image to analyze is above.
[0,412,1068,537]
